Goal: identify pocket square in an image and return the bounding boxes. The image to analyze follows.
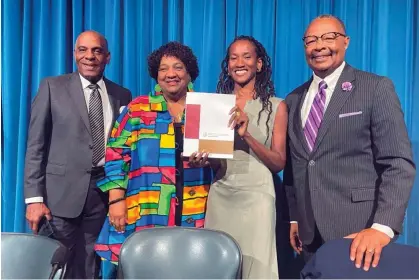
[119,106,126,114]
[339,111,362,118]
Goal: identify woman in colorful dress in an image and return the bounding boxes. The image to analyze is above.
[203,36,288,279]
[94,42,212,264]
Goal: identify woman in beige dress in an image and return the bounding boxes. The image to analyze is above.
[196,36,288,279]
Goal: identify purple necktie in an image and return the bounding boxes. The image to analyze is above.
[304,80,327,151]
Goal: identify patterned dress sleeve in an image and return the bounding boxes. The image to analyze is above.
[97,106,132,192]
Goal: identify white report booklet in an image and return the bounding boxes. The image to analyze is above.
[183,92,235,159]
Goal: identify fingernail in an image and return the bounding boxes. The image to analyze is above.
[350,256,354,261]
[364,267,369,271]
[372,264,377,268]
[356,263,360,268]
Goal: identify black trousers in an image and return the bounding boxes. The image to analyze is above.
[47,170,108,279]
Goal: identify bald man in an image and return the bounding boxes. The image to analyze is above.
[284,15,415,271]
[24,30,132,278]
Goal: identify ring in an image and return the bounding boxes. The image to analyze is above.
[236,111,240,118]
[367,249,375,253]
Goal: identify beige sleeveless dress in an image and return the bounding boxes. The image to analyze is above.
[205,97,283,279]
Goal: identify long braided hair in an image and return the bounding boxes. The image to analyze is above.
[217,36,275,143]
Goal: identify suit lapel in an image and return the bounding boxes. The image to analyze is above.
[67,72,91,134]
[311,65,355,154]
[294,80,312,156]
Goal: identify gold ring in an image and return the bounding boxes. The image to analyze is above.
[236,111,240,118]
[367,249,375,253]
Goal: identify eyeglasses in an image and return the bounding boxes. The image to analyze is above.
[302,32,347,47]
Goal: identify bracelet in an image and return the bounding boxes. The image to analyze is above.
[109,197,125,206]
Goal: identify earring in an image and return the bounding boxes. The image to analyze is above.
[154,84,162,93]
[187,82,194,92]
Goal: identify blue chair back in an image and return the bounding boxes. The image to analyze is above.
[118,227,242,279]
[1,232,66,279]
[301,238,419,279]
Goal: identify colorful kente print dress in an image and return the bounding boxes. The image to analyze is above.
[94,93,212,264]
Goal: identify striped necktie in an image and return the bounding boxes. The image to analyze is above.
[88,84,105,165]
[304,80,327,151]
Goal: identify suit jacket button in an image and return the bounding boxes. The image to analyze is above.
[309,160,315,166]
[89,144,93,149]
[186,217,194,224]
[188,189,196,196]
[86,170,91,174]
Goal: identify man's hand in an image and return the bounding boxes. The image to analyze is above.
[26,203,52,234]
[346,228,391,271]
[290,223,302,254]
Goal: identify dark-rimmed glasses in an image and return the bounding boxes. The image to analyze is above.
[302,32,347,47]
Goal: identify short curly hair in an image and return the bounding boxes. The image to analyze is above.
[147,42,199,82]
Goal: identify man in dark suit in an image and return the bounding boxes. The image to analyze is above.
[284,15,415,272]
[24,30,132,278]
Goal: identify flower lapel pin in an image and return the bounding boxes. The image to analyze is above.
[341,81,353,92]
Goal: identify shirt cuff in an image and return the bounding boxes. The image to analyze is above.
[290,221,298,224]
[25,197,44,204]
[371,223,394,238]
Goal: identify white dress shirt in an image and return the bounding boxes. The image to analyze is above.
[300,62,346,126]
[292,61,394,239]
[25,74,113,204]
[80,74,113,166]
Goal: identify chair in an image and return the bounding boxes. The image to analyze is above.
[1,232,67,279]
[301,238,419,279]
[118,227,242,279]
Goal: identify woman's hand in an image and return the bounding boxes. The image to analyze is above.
[229,106,249,137]
[188,151,210,168]
[109,199,127,233]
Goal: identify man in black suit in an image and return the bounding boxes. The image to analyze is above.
[24,30,132,278]
[284,15,415,271]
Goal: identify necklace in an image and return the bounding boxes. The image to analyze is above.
[170,110,184,123]
[167,103,185,123]
[154,86,189,123]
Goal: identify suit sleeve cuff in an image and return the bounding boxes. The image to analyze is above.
[25,197,44,204]
[371,223,395,238]
[290,221,298,224]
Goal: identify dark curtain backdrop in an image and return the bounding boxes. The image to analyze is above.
[2,0,419,277]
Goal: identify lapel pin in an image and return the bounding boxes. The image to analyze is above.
[341,81,353,92]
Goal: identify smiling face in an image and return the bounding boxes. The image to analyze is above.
[157,55,191,98]
[227,39,262,88]
[304,17,349,78]
[74,31,110,83]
